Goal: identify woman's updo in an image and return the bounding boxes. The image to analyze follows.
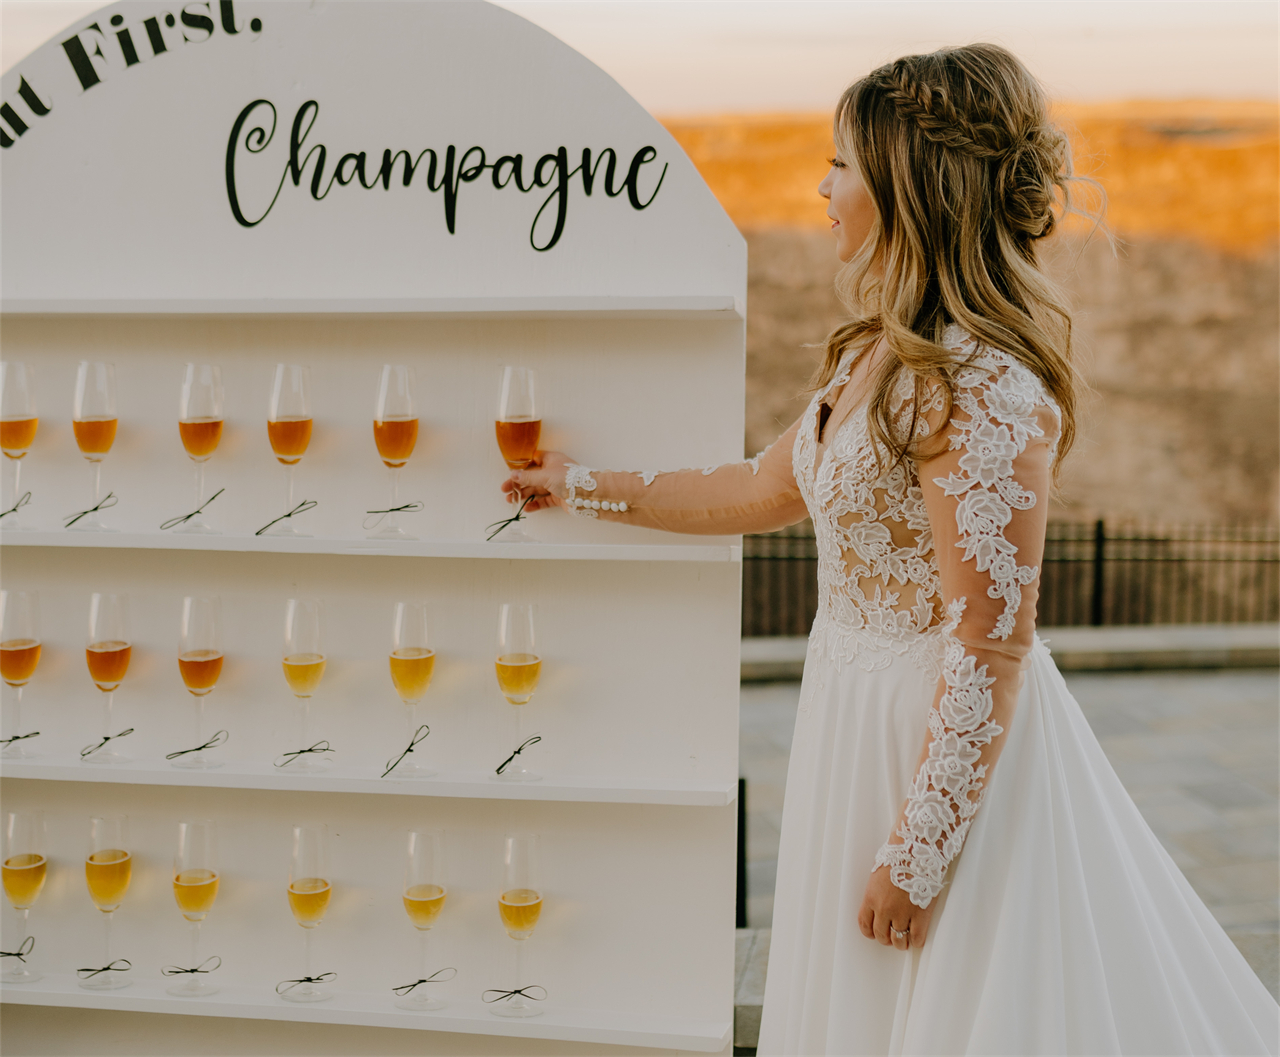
[817,43,1103,477]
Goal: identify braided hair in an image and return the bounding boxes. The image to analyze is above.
[816,43,1104,476]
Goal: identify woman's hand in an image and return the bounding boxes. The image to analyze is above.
[501,450,576,513]
[857,864,935,951]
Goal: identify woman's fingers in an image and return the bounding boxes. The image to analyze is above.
[857,901,875,940]
[889,922,911,951]
[871,910,892,947]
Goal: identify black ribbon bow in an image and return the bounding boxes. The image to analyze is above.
[482,984,547,1004]
[0,491,31,520]
[0,731,40,747]
[485,494,534,542]
[363,501,425,531]
[276,971,336,995]
[81,728,134,758]
[1,936,34,961]
[391,966,457,995]
[165,729,229,761]
[256,500,318,536]
[162,955,222,976]
[274,740,334,768]
[496,734,541,776]
[77,959,132,979]
[160,487,225,531]
[64,492,118,528]
[382,724,430,778]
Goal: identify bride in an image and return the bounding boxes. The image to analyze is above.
[502,43,1278,1056]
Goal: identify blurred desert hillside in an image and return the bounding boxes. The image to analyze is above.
[660,101,1280,523]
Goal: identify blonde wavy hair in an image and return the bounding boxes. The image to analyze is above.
[819,43,1102,473]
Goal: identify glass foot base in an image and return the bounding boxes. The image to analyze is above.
[170,754,223,770]
[396,995,446,1011]
[389,763,436,779]
[1,968,42,984]
[368,526,417,541]
[492,768,541,783]
[261,524,310,538]
[80,750,130,767]
[489,1002,544,1018]
[285,757,332,774]
[279,986,331,1003]
[1,744,37,760]
[166,980,219,997]
[78,974,130,991]
[493,527,536,544]
[172,520,220,536]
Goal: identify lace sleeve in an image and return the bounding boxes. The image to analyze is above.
[552,415,809,536]
[873,358,1060,907]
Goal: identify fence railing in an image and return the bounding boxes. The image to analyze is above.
[742,520,1280,637]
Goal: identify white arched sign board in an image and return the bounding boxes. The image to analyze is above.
[0,4,743,1055]
[0,0,743,310]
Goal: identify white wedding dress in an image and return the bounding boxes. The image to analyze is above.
[554,324,1279,1056]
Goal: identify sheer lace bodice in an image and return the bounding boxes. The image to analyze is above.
[548,323,1061,906]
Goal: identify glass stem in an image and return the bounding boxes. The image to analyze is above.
[408,700,419,742]
[387,466,401,533]
[92,461,102,505]
[514,938,527,1008]
[19,908,30,953]
[194,696,205,748]
[102,690,114,737]
[190,920,200,967]
[11,456,21,501]
[298,698,310,746]
[303,925,314,978]
[419,928,429,980]
[194,460,205,508]
[104,909,113,966]
[285,464,296,508]
[13,684,23,735]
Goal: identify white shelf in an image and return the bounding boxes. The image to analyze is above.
[0,295,745,321]
[0,977,731,1052]
[0,757,738,807]
[0,530,741,563]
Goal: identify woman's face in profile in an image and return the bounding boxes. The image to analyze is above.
[818,153,877,263]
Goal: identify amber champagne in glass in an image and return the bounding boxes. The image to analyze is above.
[0,361,37,530]
[174,596,225,769]
[284,823,332,1002]
[81,815,131,990]
[2,811,46,984]
[389,601,435,777]
[0,590,41,759]
[168,820,220,996]
[84,593,131,766]
[266,364,313,537]
[495,603,541,782]
[397,829,447,1010]
[175,364,224,535]
[369,364,419,541]
[491,834,543,1018]
[70,361,118,532]
[283,599,328,771]
[494,366,540,542]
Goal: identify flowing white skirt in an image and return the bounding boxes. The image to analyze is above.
[757,633,1279,1056]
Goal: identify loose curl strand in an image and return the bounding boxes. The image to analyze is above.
[817,43,1105,476]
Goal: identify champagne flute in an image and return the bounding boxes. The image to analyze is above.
[168,820,219,996]
[283,599,327,772]
[370,365,418,541]
[81,815,131,990]
[0,361,37,530]
[491,833,543,1018]
[83,593,131,766]
[397,829,447,1011]
[176,364,224,535]
[495,603,541,782]
[71,361,118,532]
[0,590,41,759]
[174,597,224,769]
[494,367,540,543]
[1,810,46,984]
[284,823,332,1003]
[266,364,313,537]
[389,602,435,777]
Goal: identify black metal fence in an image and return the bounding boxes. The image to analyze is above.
[742,520,1280,636]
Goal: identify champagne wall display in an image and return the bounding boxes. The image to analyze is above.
[0,3,745,1054]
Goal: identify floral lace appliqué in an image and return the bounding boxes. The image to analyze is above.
[873,598,1004,907]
